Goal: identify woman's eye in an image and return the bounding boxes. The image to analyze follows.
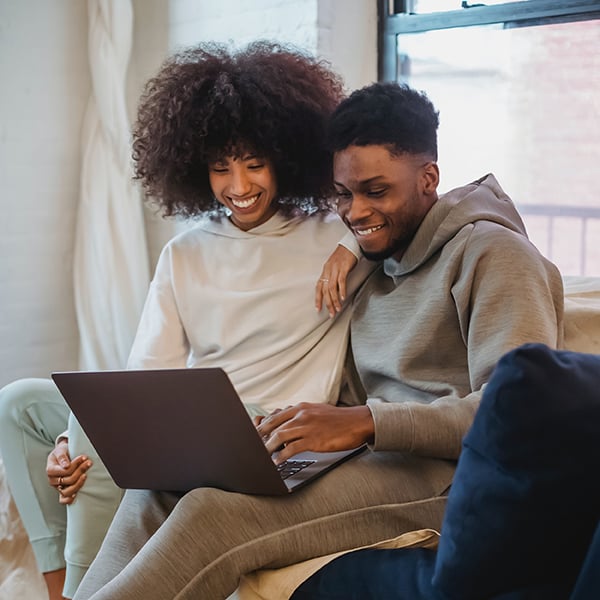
[210,166,228,173]
[248,163,264,170]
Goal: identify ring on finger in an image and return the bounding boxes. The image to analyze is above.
[59,476,64,486]
[319,278,329,283]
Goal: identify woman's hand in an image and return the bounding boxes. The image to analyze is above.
[46,439,93,505]
[315,245,358,317]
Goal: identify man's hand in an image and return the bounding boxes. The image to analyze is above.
[46,439,92,505]
[315,245,358,317]
[256,403,374,463]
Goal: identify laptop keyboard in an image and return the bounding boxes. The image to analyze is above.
[277,459,316,480]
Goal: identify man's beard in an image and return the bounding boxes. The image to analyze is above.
[359,236,406,262]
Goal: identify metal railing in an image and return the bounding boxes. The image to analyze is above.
[517,204,600,276]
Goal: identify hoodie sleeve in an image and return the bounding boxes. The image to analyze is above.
[337,230,361,259]
[126,244,190,370]
[366,223,564,459]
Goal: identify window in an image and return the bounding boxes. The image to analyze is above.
[379,1,600,276]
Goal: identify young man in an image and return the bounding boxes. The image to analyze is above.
[73,82,563,600]
[258,81,563,464]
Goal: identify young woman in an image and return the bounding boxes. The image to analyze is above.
[0,40,367,600]
[121,41,368,414]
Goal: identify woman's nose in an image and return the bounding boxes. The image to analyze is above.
[230,169,252,196]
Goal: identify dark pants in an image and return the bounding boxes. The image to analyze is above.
[292,522,600,600]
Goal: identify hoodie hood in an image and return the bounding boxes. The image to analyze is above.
[384,174,527,278]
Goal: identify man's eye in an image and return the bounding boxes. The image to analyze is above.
[367,189,385,197]
[335,190,352,199]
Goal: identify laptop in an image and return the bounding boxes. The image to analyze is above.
[51,368,366,495]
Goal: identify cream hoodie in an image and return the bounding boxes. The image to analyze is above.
[128,210,370,412]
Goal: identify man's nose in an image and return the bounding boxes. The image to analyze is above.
[343,194,371,222]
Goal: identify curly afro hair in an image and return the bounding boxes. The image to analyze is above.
[327,82,439,160]
[132,40,345,218]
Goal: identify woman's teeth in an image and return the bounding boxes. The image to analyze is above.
[231,195,259,208]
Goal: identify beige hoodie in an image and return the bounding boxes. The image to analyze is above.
[351,174,564,459]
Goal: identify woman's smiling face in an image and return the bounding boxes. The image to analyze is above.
[208,154,278,231]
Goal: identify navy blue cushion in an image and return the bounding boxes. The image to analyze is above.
[570,519,600,600]
[432,343,600,598]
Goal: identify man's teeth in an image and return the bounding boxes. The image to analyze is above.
[356,224,384,235]
[231,195,259,208]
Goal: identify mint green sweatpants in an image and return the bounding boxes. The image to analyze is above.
[0,378,123,598]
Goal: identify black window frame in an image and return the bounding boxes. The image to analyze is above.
[378,0,600,81]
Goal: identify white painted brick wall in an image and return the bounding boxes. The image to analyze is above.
[318,0,377,92]
[165,0,376,89]
[169,0,319,51]
[0,0,89,387]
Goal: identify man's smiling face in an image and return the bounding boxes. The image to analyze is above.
[333,144,438,261]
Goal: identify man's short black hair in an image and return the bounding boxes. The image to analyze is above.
[327,82,439,160]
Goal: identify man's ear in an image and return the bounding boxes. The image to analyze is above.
[421,161,439,195]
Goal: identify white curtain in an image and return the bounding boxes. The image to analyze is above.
[74,0,150,371]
